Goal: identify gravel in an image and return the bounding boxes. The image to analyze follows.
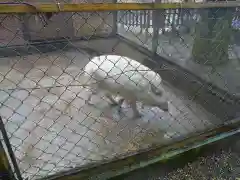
[161,150,240,180]
[112,137,240,180]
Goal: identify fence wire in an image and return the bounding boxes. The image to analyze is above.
[0,3,239,180]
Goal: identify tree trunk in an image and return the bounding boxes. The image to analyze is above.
[192,7,233,66]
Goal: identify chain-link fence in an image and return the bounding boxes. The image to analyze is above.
[0,1,240,180]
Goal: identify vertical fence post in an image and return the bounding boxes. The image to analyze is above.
[131,11,133,27]
[146,10,149,35]
[151,0,166,68]
[112,0,118,36]
[152,0,164,55]
[140,11,143,33]
[0,117,23,180]
[18,0,31,43]
[152,9,159,55]
[143,10,146,32]
[20,14,31,44]
[126,11,128,27]
[0,117,18,180]
[137,10,140,34]
[0,140,15,180]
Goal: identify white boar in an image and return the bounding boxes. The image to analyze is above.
[83,55,168,118]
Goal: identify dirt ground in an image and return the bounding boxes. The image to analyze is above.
[162,149,240,180]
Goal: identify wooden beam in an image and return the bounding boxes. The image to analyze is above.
[0,2,239,14]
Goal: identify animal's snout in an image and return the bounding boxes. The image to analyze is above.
[158,102,169,112]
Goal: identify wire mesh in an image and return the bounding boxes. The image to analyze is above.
[0,2,239,180]
[118,7,240,96]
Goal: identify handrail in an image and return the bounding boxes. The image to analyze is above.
[0,2,239,14]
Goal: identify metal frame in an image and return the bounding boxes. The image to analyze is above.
[0,140,16,180]
[0,2,239,180]
[0,2,239,14]
[0,117,23,180]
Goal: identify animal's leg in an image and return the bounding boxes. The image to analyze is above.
[105,93,119,106]
[117,98,125,113]
[86,88,98,105]
[129,100,141,119]
[118,98,125,106]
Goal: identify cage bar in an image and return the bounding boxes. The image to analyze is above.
[0,2,239,14]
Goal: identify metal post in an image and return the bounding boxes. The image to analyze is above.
[0,117,23,180]
[20,14,31,43]
[152,9,159,54]
[151,0,166,54]
[0,140,15,180]
[112,0,118,36]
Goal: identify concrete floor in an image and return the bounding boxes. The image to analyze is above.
[0,39,218,179]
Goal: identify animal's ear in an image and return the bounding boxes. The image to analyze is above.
[150,84,163,96]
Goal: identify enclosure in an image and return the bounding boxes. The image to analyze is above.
[0,1,240,180]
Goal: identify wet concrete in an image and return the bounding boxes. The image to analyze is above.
[0,39,218,179]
